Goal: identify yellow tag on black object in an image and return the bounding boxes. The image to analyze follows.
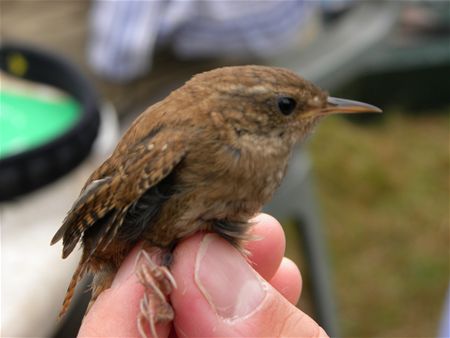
[7,53,28,77]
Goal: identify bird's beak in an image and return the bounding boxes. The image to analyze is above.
[318,97,382,116]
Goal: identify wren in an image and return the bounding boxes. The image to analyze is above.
[51,65,381,337]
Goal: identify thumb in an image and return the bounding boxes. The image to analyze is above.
[171,233,328,338]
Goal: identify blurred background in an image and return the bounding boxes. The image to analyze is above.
[1,1,449,337]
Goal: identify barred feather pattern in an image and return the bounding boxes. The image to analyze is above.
[51,129,188,317]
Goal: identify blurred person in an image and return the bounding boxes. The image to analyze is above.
[88,0,320,82]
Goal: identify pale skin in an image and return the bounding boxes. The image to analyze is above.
[78,213,328,338]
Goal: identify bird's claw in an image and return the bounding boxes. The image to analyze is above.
[135,249,176,338]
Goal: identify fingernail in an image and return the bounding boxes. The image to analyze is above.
[195,234,267,320]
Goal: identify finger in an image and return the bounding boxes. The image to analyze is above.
[270,257,302,305]
[171,233,328,338]
[78,245,171,338]
[245,213,286,281]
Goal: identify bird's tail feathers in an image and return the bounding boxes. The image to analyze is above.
[58,259,88,319]
[51,177,115,259]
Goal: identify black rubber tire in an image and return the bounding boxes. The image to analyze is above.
[0,43,100,201]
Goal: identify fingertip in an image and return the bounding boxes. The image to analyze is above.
[270,257,302,305]
[318,326,329,338]
[246,213,286,280]
[250,213,284,240]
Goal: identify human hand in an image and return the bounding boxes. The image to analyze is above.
[78,213,328,337]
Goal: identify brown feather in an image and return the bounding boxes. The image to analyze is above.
[58,257,88,318]
[52,128,188,314]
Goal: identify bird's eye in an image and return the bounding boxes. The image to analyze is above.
[277,97,297,116]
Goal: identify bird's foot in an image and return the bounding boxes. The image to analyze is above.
[135,250,177,338]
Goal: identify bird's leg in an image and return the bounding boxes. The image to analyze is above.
[135,247,176,338]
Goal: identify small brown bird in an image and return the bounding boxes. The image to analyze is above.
[51,65,381,337]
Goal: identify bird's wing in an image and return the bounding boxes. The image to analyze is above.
[50,128,188,259]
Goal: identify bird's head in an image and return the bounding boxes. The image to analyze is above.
[186,65,381,151]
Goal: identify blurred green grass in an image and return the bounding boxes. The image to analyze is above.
[287,109,449,337]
